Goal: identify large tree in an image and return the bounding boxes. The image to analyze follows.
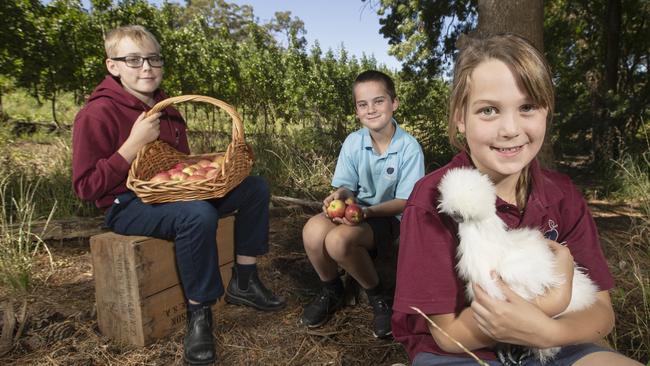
[371,0,553,165]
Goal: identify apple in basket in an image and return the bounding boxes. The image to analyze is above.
[196,159,212,168]
[170,170,189,181]
[206,167,220,179]
[186,174,207,181]
[150,172,171,183]
[182,165,197,175]
[213,155,225,165]
[172,162,188,170]
[193,167,208,176]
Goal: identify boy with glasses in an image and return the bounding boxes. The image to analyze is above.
[72,25,285,365]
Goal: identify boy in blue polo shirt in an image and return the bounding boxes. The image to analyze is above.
[300,70,424,338]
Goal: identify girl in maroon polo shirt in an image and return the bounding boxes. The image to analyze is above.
[392,34,641,366]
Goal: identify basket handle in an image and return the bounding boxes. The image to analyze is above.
[146,95,245,143]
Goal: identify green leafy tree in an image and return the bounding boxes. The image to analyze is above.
[545,0,649,161]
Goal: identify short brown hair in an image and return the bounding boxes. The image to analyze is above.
[104,25,161,58]
[353,70,397,103]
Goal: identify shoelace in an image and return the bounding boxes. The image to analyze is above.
[371,298,390,312]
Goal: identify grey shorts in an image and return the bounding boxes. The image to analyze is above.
[411,344,616,366]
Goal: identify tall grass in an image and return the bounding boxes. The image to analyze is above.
[1,136,99,219]
[0,175,56,292]
[609,147,650,363]
[250,129,339,201]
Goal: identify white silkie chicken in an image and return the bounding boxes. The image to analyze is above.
[437,167,598,363]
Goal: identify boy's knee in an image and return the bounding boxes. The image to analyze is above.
[323,233,352,260]
[177,201,219,227]
[242,175,269,198]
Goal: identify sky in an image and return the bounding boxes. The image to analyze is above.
[228,0,401,70]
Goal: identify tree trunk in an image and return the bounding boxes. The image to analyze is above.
[593,0,622,163]
[476,0,544,52]
[476,0,554,168]
[51,91,60,129]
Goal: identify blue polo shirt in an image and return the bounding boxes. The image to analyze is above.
[331,120,424,215]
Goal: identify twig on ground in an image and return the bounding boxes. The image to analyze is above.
[410,306,489,366]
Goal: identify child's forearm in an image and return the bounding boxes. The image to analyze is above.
[533,281,572,317]
[364,199,406,218]
[428,310,496,353]
[540,290,614,348]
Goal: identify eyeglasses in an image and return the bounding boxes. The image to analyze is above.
[110,55,164,68]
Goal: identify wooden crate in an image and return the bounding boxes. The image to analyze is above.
[90,216,235,346]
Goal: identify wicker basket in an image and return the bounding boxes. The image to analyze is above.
[126,95,254,204]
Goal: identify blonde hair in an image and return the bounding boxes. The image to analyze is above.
[448,33,555,209]
[104,25,161,58]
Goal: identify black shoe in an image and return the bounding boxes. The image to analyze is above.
[225,268,286,311]
[183,306,216,365]
[368,294,392,339]
[300,285,344,328]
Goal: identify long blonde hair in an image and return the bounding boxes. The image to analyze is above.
[447,33,555,209]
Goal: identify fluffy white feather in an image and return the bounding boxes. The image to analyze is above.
[437,167,598,363]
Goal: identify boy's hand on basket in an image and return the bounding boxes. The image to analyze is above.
[130,112,162,146]
[118,112,162,163]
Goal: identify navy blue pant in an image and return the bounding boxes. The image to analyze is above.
[104,176,270,303]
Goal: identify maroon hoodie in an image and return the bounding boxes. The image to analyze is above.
[72,75,190,209]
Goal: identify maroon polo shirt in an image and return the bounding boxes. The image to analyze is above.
[392,152,615,361]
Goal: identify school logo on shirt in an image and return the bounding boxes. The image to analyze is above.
[543,219,559,241]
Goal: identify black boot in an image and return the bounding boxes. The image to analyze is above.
[183,306,216,365]
[225,267,286,311]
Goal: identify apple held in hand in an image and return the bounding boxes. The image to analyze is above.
[345,204,364,224]
[344,197,355,206]
[326,199,346,218]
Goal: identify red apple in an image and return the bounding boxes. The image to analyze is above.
[182,166,197,175]
[170,171,189,181]
[150,172,171,183]
[344,204,364,224]
[205,168,220,179]
[193,167,208,176]
[172,162,187,170]
[186,174,207,181]
[208,161,221,169]
[196,159,212,168]
[326,199,346,218]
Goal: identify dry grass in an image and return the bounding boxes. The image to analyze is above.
[0,203,647,365]
[0,212,408,366]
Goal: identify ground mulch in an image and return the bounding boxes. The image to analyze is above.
[0,202,647,365]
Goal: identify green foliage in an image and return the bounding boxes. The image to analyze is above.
[368,0,477,76]
[545,0,650,159]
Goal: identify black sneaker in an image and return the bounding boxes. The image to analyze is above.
[300,286,344,328]
[368,294,392,339]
